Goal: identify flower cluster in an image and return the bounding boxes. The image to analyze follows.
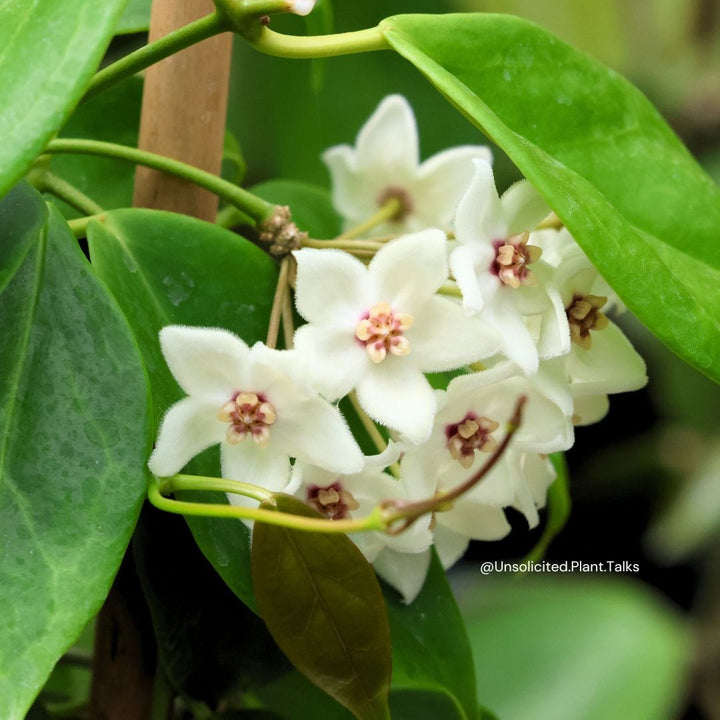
[149,96,647,603]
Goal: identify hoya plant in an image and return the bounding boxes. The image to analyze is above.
[1,0,714,718]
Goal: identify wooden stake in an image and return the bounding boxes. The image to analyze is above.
[132,0,233,220]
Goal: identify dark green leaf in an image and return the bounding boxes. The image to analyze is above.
[252,494,392,720]
[522,452,571,563]
[133,506,287,705]
[223,130,247,187]
[0,188,150,720]
[384,551,477,720]
[459,576,689,720]
[255,669,355,720]
[88,209,279,611]
[381,13,720,384]
[0,0,128,197]
[49,76,143,216]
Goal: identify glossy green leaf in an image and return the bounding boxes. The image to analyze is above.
[522,452,571,562]
[384,551,477,720]
[115,0,152,34]
[49,76,143,216]
[0,186,149,720]
[459,577,690,720]
[87,209,278,611]
[252,494,392,720]
[0,0,129,198]
[381,13,720,384]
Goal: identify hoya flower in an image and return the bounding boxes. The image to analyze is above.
[400,364,572,561]
[323,95,492,236]
[450,159,556,374]
[539,244,647,423]
[148,326,363,492]
[293,229,500,443]
[291,462,432,563]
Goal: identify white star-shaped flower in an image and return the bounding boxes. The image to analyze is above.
[534,238,648,424]
[148,326,363,493]
[323,95,492,236]
[450,159,556,374]
[400,363,573,560]
[293,229,500,443]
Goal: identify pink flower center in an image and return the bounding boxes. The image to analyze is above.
[355,302,414,363]
[490,232,542,288]
[306,481,360,520]
[217,392,277,448]
[445,412,500,469]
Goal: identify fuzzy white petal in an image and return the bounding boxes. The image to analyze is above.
[411,295,500,371]
[368,229,448,312]
[355,95,419,173]
[432,525,470,570]
[356,362,436,444]
[373,547,431,604]
[536,283,572,359]
[572,393,610,426]
[222,442,290,491]
[294,247,368,324]
[436,495,512,541]
[322,145,378,224]
[449,244,491,311]
[292,324,366,400]
[272,396,364,474]
[489,297,540,375]
[148,397,225,477]
[415,145,493,228]
[522,453,556,509]
[159,325,248,400]
[454,158,504,244]
[502,179,551,235]
[568,321,648,396]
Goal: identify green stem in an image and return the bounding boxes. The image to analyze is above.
[281,288,295,350]
[266,257,291,349]
[86,12,230,99]
[168,473,273,503]
[149,477,384,533]
[31,171,103,216]
[303,237,384,253]
[216,204,250,229]
[340,196,401,239]
[44,139,273,224]
[68,213,106,238]
[248,25,388,58]
[150,664,173,720]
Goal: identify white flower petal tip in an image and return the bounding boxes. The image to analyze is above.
[322,94,491,235]
[287,0,315,15]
